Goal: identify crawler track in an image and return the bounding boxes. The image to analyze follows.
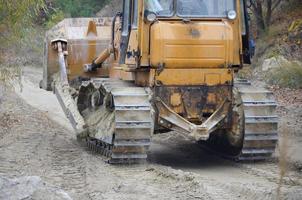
[201,80,279,161]
[79,79,152,164]
[235,79,278,160]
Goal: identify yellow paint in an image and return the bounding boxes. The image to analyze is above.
[170,93,182,107]
[153,68,232,86]
[207,93,216,104]
[150,21,236,68]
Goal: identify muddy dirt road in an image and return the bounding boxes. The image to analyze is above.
[0,66,302,200]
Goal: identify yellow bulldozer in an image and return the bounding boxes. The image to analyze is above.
[41,0,278,164]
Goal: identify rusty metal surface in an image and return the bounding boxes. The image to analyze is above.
[154,85,232,122]
[155,98,231,141]
[42,18,113,90]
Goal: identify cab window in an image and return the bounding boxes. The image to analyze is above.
[177,0,236,17]
[144,0,174,16]
[132,0,138,28]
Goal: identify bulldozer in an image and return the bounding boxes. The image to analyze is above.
[41,0,278,164]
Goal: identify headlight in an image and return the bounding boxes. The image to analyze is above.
[227,10,237,20]
[144,11,157,22]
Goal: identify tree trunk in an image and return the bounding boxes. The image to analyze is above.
[265,0,273,28]
[252,1,266,35]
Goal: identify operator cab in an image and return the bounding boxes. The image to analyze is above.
[120,0,252,67]
[144,0,235,20]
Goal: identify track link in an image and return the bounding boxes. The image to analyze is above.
[235,79,278,160]
[82,79,152,164]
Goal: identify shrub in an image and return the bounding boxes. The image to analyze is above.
[0,66,22,91]
[267,62,302,89]
[44,9,65,29]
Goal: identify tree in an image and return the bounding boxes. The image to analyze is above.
[248,0,283,34]
[0,0,45,88]
[0,0,46,44]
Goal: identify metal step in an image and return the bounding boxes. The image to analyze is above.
[244,134,278,141]
[243,104,277,116]
[238,155,273,161]
[114,139,151,147]
[243,140,277,149]
[115,109,151,122]
[113,96,150,107]
[115,121,152,129]
[241,93,275,103]
[115,106,151,110]
[245,116,279,124]
[234,79,252,86]
[241,148,275,155]
[114,127,152,140]
[111,153,148,159]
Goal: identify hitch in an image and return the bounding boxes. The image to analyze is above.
[156,98,231,141]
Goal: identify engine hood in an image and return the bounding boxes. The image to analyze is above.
[150,20,235,68]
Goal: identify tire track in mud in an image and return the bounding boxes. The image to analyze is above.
[0,90,214,200]
[0,92,89,199]
[0,94,43,176]
[240,162,302,186]
[137,165,274,200]
[149,133,302,200]
[39,109,90,199]
[48,136,88,197]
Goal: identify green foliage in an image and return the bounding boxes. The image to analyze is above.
[0,0,46,40]
[237,67,253,80]
[53,0,110,17]
[0,0,45,89]
[0,0,46,65]
[266,48,281,59]
[45,9,65,29]
[0,67,22,90]
[267,62,302,89]
[44,0,110,30]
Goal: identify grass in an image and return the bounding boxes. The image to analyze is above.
[237,66,253,80]
[266,61,302,89]
[0,66,22,91]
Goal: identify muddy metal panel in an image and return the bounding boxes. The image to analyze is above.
[42,18,112,90]
[155,85,232,123]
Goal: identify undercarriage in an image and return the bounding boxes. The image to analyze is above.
[54,77,278,164]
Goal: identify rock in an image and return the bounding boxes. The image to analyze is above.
[262,55,291,71]
[0,176,72,200]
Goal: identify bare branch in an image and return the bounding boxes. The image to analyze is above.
[272,0,282,11]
